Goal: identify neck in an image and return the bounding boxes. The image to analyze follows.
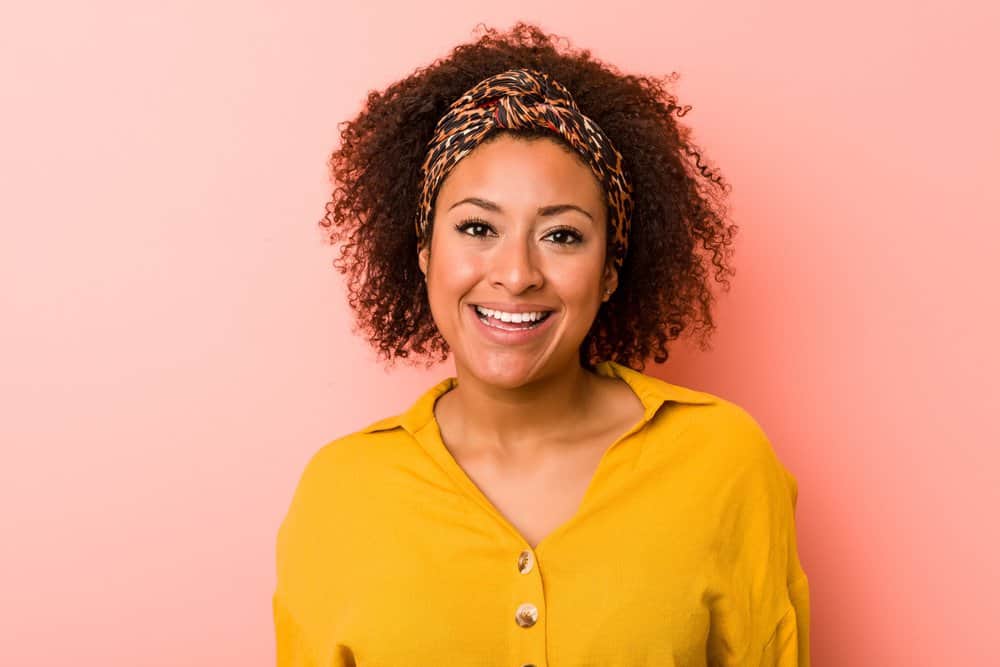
[442,360,599,462]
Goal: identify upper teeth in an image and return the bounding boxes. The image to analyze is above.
[475,306,549,323]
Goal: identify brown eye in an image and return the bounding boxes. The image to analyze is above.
[455,218,494,237]
[544,228,583,245]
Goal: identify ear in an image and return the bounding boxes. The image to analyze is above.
[417,244,430,277]
[602,262,619,301]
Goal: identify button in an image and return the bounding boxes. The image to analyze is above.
[515,602,538,627]
[517,550,534,574]
[521,664,537,667]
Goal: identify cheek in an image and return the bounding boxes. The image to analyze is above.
[427,240,481,300]
[426,234,605,307]
[546,258,605,299]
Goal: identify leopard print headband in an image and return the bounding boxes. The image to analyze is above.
[415,68,633,272]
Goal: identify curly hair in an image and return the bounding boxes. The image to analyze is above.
[319,21,737,372]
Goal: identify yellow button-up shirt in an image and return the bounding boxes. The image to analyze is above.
[274,360,810,666]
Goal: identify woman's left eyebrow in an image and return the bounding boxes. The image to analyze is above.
[449,197,593,221]
[536,203,593,221]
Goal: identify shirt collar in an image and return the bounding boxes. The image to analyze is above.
[359,359,716,436]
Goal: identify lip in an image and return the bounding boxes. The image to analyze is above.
[467,304,556,344]
[471,302,555,313]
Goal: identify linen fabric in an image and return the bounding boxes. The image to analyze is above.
[273,360,810,666]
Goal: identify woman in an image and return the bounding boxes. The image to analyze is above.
[274,22,810,666]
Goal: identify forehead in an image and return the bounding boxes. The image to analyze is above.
[434,134,605,210]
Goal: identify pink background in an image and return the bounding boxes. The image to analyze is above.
[2,1,997,665]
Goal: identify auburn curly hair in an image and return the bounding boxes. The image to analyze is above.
[319,21,737,372]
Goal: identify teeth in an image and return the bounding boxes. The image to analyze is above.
[475,306,549,323]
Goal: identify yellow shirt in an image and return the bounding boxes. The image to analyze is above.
[273,360,810,666]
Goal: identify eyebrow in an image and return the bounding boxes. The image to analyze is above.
[448,196,594,222]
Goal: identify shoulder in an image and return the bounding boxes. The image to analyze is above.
[680,395,799,510]
[636,378,797,497]
[276,420,412,547]
[278,410,411,521]
[284,374,451,498]
[644,378,775,461]
[610,363,766,451]
[684,395,773,454]
[293,417,408,490]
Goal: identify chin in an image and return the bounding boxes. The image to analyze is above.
[461,352,546,387]
[461,344,586,388]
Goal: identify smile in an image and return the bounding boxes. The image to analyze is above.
[468,304,556,342]
[473,305,552,330]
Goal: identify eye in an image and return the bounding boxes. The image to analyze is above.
[544,227,584,245]
[455,218,495,237]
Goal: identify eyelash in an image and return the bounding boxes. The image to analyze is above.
[454,218,584,245]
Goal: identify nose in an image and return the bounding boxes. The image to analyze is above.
[488,233,544,294]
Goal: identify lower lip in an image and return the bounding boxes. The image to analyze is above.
[468,305,555,344]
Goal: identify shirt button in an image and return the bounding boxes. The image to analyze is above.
[515,602,538,628]
[521,664,537,667]
[516,550,534,574]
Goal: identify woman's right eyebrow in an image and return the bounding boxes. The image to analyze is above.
[449,196,502,212]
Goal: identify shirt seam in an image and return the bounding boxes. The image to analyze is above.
[273,589,321,666]
[759,602,796,665]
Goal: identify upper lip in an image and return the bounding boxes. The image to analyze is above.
[471,302,555,313]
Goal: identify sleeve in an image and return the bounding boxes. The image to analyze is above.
[273,590,318,667]
[706,434,811,667]
[273,440,363,667]
[758,467,811,666]
[272,445,332,667]
[760,572,811,666]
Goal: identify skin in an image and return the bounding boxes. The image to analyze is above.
[416,134,644,546]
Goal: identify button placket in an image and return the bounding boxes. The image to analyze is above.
[517,550,534,575]
[515,602,538,627]
[511,547,546,666]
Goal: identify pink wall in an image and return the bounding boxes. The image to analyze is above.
[2,1,997,665]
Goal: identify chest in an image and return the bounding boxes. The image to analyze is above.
[318,475,716,667]
[452,433,612,548]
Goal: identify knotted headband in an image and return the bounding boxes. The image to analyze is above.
[414,68,634,272]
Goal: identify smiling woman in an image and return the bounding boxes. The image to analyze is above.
[275,21,809,667]
[418,135,612,388]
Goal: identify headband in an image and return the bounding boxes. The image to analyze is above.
[414,68,633,272]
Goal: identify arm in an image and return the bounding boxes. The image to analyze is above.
[706,440,811,666]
